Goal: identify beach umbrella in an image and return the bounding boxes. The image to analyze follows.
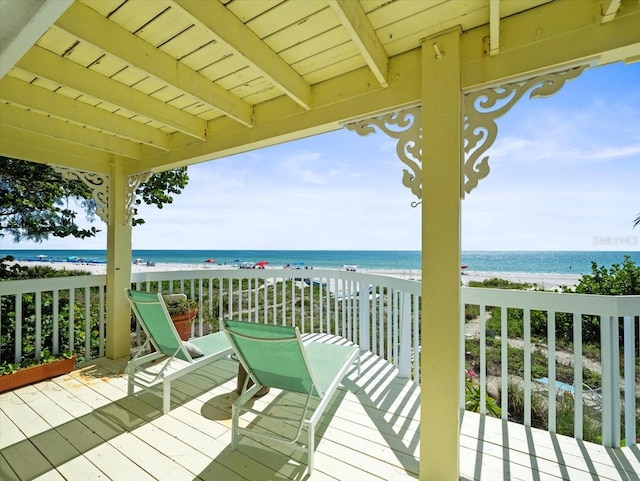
[256,261,269,267]
[204,259,216,263]
[37,255,47,259]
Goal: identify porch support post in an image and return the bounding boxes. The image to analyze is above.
[105,161,133,359]
[420,28,461,481]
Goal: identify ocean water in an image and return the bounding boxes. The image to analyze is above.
[1,249,639,275]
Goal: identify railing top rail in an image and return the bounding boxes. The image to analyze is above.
[0,274,107,295]
[461,286,640,317]
[131,268,422,294]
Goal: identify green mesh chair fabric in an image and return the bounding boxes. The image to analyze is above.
[222,319,315,395]
[127,289,189,361]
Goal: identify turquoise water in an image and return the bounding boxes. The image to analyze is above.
[2,250,639,275]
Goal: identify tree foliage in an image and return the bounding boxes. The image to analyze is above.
[0,157,188,241]
[571,255,640,295]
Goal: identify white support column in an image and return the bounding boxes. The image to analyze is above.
[420,28,461,481]
[105,161,133,359]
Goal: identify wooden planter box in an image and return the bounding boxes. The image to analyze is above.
[0,355,77,393]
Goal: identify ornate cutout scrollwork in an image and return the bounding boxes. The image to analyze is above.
[463,66,585,196]
[125,172,152,226]
[346,106,422,202]
[51,166,109,223]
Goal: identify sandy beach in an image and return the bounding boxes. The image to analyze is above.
[8,260,581,290]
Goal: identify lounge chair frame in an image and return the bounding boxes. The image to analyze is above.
[125,289,232,414]
[220,319,360,475]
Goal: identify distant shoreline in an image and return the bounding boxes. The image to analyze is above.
[6,260,581,290]
[2,249,636,277]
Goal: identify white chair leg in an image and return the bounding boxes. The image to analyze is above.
[308,423,315,474]
[163,380,171,414]
[128,374,134,396]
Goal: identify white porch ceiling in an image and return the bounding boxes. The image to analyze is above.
[1,0,639,176]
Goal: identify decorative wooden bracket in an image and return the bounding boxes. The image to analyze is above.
[463,66,586,196]
[346,106,422,205]
[344,65,586,203]
[51,166,152,225]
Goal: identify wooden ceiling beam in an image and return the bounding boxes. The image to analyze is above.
[489,0,500,56]
[327,0,389,87]
[0,76,170,150]
[55,2,253,127]
[16,45,207,140]
[1,103,141,159]
[175,0,313,110]
[0,125,114,173]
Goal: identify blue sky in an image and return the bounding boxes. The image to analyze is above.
[5,61,640,252]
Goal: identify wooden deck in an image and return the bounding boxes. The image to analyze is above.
[1,343,638,481]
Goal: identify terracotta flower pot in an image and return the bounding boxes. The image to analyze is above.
[170,308,197,341]
[0,355,77,393]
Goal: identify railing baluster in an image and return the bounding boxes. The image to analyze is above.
[479,304,486,414]
[35,291,42,359]
[398,292,411,378]
[68,288,74,354]
[15,294,22,364]
[413,293,419,384]
[99,287,105,358]
[53,290,59,355]
[573,312,583,440]
[623,316,636,446]
[84,288,91,360]
[523,309,531,427]
[501,306,508,421]
[547,310,556,433]
[601,315,621,447]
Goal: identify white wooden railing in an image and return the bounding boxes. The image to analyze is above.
[1,269,637,447]
[461,288,639,448]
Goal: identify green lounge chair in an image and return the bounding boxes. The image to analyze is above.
[220,319,360,474]
[125,289,232,414]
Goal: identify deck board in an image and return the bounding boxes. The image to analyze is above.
[1,350,637,480]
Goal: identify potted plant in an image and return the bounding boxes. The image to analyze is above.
[163,293,198,341]
[0,350,77,393]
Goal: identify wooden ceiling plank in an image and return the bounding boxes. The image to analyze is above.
[327,0,389,87]
[16,45,206,140]
[175,0,313,110]
[55,2,252,127]
[226,0,286,23]
[1,103,141,159]
[0,76,170,150]
[601,0,622,23]
[265,9,344,55]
